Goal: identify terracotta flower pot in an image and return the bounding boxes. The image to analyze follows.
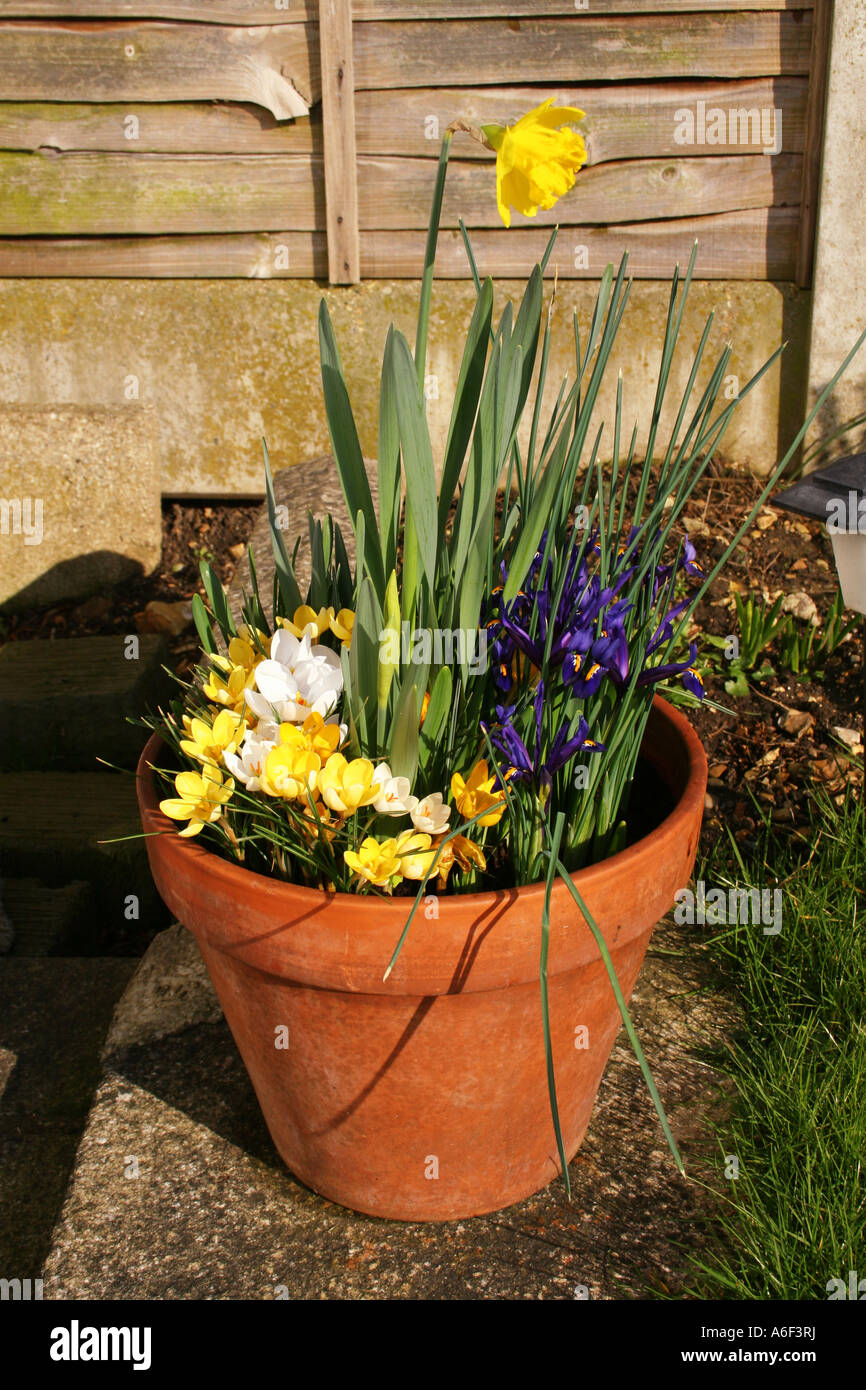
[136,696,706,1221]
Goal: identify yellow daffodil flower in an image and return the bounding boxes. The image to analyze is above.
[451,759,507,827]
[482,99,588,229]
[260,745,321,800]
[278,711,342,761]
[160,765,234,837]
[344,835,402,888]
[180,709,245,767]
[318,753,380,815]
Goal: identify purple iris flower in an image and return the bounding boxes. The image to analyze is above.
[646,597,691,657]
[488,682,605,797]
[636,640,704,700]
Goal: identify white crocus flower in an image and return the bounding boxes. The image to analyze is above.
[223,722,278,793]
[410,791,451,835]
[245,630,343,725]
[372,762,419,817]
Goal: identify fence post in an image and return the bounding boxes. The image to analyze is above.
[319,0,360,285]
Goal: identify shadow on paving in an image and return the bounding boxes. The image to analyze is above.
[0,959,137,1281]
[40,918,735,1301]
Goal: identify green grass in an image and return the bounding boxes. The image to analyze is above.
[690,788,865,1300]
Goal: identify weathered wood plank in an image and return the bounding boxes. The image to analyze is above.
[0,79,807,161]
[363,209,799,280]
[319,0,360,285]
[0,209,798,281]
[2,2,815,20]
[0,152,322,234]
[796,0,832,288]
[354,80,805,162]
[0,151,802,235]
[0,231,327,277]
[0,100,322,155]
[0,22,318,118]
[352,15,814,88]
[355,154,802,230]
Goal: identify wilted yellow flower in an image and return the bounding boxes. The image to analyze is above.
[482,99,587,229]
[278,711,342,761]
[434,833,487,888]
[261,745,320,800]
[160,765,234,838]
[344,835,402,888]
[318,753,380,815]
[451,759,507,827]
[180,709,245,767]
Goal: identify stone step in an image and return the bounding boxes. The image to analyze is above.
[0,634,175,773]
[0,771,170,954]
[0,956,137,1279]
[40,920,725,1300]
[1,877,93,957]
[0,403,160,614]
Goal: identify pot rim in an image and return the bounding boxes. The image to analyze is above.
[136,694,707,916]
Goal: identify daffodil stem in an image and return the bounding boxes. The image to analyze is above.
[415,130,452,391]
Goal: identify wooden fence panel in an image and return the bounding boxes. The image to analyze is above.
[0,4,825,282]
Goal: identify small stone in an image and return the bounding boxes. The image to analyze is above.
[782,590,819,625]
[134,600,193,637]
[72,595,112,623]
[832,725,863,750]
[780,709,815,737]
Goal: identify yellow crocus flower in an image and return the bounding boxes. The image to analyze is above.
[318,753,380,814]
[202,634,262,714]
[451,759,507,827]
[329,608,354,647]
[260,745,321,800]
[160,765,234,838]
[279,605,333,641]
[180,709,245,766]
[344,835,402,888]
[482,99,588,229]
[278,711,342,761]
[395,829,437,883]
